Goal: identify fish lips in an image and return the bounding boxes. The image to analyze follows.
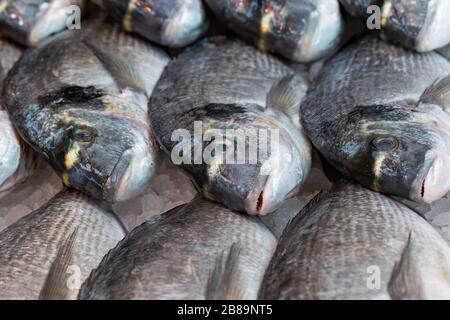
[410,151,450,203]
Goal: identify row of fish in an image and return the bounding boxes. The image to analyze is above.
[2,1,450,59]
[2,179,449,299]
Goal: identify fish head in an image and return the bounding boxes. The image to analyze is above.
[191,103,306,215]
[36,90,155,203]
[339,103,450,203]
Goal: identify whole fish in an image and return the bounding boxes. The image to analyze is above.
[204,0,344,63]
[301,35,450,203]
[97,0,208,48]
[0,189,126,300]
[3,21,170,202]
[339,0,450,52]
[0,38,39,194]
[149,38,312,215]
[259,180,450,300]
[0,0,87,46]
[78,198,277,300]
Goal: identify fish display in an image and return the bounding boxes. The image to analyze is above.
[78,197,276,299]
[0,189,126,300]
[0,0,86,46]
[3,20,170,203]
[97,0,208,48]
[259,180,450,299]
[150,38,311,215]
[204,0,344,63]
[0,38,38,194]
[301,35,450,203]
[339,0,450,52]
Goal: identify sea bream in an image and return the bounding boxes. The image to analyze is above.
[0,0,87,46]
[339,0,450,52]
[3,20,170,203]
[259,180,450,300]
[149,38,312,215]
[97,0,208,48]
[78,197,277,300]
[301,35,450,203]
[0,38,39,194]
[204,0,344,63]
[0,189,126,300]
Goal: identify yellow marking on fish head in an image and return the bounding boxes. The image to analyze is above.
[65,142,80,170]
[381,1,392,29]
[0,1,8,13]
[258,8,274,52]
[123,0,137,32]
[62,172,70,186]
[372,153,386,191]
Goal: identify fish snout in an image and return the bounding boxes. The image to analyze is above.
[412,152,450,203]
[105,143,155,203]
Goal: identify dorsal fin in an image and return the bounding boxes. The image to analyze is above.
[205,242,245,300]
[419,75,450,112]
[266,73,308,121]
[388,230,450,300]
[39,229,78,300]
[83,40,148,96]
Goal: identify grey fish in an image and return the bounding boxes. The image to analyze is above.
[149,38,311,215]
[301,35,450,203]
[0,0,87,46]
[3,21,170,203]
[259,180,450,300]
[0,38,39,194]
[339,0,450,52]
[204,0,344,63]
[97,0,208,48]
[0,189,126,300]
[78,197,276,300]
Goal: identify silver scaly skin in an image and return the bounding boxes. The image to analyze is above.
[0,189,126,300]
[260,180,450,300]
[79,197,276,300]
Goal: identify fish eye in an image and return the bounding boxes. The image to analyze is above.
[72,126,97,143]
[370,136,399,152]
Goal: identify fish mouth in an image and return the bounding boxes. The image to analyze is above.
[411,152,450,203]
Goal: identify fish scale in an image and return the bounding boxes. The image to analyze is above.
[0,189,126,300]
[78,198,276,300]
[259,181,450,299]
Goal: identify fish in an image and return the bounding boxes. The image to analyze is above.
[149,38,312,215]
[0,38,39,194]
[204,0,344,63]
[259,179,450,300]
[301,35,450,204]
[339,0,450,52]
[3,20,170,203]
[0,0,87,46]
[0,189,126,300]
[97,0,208,48]
[78,197,276,300]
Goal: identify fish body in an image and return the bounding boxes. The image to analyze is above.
[301,35,450,203]
[339,0,450,51]
[79,198,276,300]
[3,21,170,203]
[150,38,311,215]
[259,180,450,300]
[0,0,87,46]
[0,189,126,300]
[99,0,208,48]
[0,39,39,194]
[204,0,344,63]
